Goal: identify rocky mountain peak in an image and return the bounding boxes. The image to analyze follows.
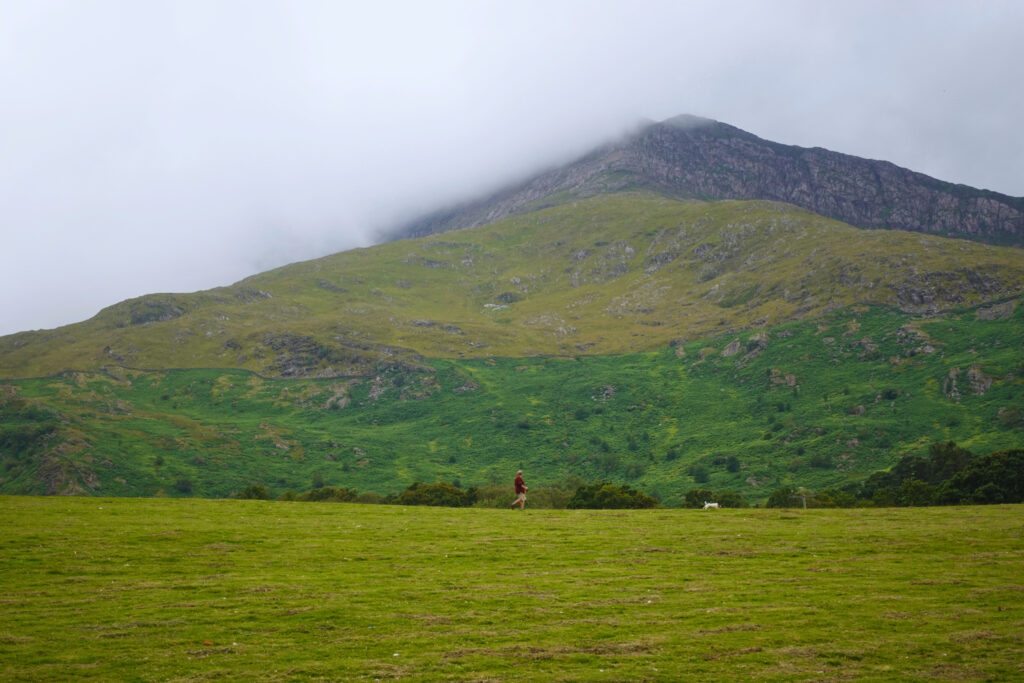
[391,115,1024,247]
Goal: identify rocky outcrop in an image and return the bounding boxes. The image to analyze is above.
[391,115,1024,247]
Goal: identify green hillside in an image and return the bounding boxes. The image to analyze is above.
[2,192,1023,502]
[3,193,1023,379]
[3,301,1022,505]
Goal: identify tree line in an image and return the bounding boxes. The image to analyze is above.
[766,442,1024,508]
[233,441,1022,509]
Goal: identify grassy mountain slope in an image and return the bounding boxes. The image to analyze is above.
[3,300,1022,505]
[2,192,1022,502]
[3,193,1023,380]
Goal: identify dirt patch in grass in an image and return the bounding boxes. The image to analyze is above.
[702,646,763,661]
[445,639,661,661]
[693,623,761,635]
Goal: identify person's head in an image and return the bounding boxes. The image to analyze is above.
[517,470,522,475]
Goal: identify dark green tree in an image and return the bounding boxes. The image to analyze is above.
[715,490,749,508]
[766,486,797,508]
[396,481,476,507]
[297,486,358,502]
[237,484,271,500]
[567,482,657,509]
[683,488,715,508]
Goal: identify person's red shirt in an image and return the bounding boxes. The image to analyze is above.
[514,474,526,494]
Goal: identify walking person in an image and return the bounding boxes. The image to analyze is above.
[510,469,528,509]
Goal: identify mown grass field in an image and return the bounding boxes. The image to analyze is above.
[2,496,1022,681]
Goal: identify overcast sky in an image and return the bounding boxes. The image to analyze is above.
[2,0,1022,336]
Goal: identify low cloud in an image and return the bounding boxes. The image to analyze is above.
[2,0,1021,335]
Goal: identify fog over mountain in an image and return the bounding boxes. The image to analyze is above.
[2,0,1023,336]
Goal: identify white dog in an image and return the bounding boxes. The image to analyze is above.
[702,501,719,509]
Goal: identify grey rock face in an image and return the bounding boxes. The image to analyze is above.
[391,115,1024,247]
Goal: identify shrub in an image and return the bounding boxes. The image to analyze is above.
[683,488,715,508]
[598,453,619,472]
[174,478,193,494]
[766,487,797,508]
[567,482,657,509]
[896,479,935,507]
[688,464,710,483]
[808,453,831,468]
[623,462,646,479]
[237,484,271,500]
[819,488,858,508]
[715,490,749,508]
[396,481,476,507]
[297,486,358,503]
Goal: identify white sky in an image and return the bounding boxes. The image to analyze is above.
[2,0,1022,336]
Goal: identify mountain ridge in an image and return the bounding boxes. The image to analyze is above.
[391,115,1024,247]
[2,116,1024,500]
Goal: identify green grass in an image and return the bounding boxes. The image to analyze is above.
[1,496,1022,680]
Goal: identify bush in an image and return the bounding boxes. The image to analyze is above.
[765,486,796,508]
[0,423,57,454]
[808,453,831,468]
[819,488,858,508]
[683,488,714,508]
[396,482,476,507]
[623,462,645,479]
[297,486,358,503]
[688,464,710,483]
[567,482,657,509]
[715,490,749,508]
[174,478,193,494]
[237,484,271,500]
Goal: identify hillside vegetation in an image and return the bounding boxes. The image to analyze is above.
[2,193,1022,501]
[3,298,1022,504]
[2,497,1022,680]
[3,193,1023,380]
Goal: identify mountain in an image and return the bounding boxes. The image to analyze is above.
[2,116,1023,502]
[392,115,1024,247]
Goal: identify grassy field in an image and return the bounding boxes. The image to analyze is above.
[2,496,1022,680]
